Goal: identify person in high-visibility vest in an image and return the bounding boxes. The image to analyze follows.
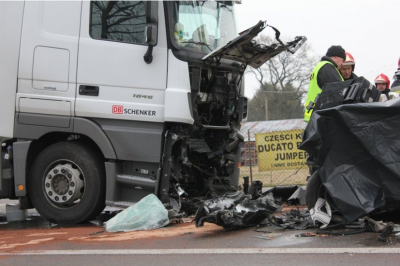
[340,52,357,81]
[304,45,346,122]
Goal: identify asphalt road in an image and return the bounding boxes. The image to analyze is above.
[3,253,400,266]
[1,199,400,266]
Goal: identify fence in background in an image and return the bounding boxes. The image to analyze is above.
[240,119,308,187]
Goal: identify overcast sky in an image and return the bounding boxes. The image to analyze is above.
[235,0,400,99]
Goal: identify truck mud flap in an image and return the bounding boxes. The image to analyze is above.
[0,140,14,198]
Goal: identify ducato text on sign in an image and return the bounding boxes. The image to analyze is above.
[255,130,308,171]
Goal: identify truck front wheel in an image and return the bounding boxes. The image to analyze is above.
[28,141,106,224]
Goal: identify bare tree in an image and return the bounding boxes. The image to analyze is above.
[246,35,319,121]
[248,35,318,96]
[91,1,146,44]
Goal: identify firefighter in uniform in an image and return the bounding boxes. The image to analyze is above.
[340,52,357,80]
[304,45,346,122]
[375,73,391,101]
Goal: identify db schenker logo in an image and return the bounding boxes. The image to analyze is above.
[112,105,123,114]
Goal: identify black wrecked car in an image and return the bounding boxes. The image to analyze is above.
[299,77,400,225]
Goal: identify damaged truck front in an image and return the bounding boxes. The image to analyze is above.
[0,1,305,224]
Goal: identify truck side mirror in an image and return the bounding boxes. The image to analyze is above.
[143,2,158,64]
[144,25,158,64]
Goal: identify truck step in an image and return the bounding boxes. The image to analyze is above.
[116,174,156,190]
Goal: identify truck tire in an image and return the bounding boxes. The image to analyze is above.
[28,141,106,224]
[305,170,323,210]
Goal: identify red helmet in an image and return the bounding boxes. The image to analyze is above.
[343,52,355,71]
[374,73,390,88]
[398,57,400,69]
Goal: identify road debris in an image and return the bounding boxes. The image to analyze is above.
[253,236,272,240]
[269,208,313,230]
[295,232,317,237]
[264,186,306,205]
[105,194,169,232]
[377,222,395,242]
[193,182,278,229]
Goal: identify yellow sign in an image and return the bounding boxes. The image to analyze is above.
[255,130,308,171]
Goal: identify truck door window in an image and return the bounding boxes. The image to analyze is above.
[90,1,146,44]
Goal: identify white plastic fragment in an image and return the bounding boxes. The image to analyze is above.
[105,194,169,232]
[310,198,332,229]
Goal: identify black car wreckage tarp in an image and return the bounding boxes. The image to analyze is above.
[300,98,400,222]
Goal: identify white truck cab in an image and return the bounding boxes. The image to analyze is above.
[0,1,305,223]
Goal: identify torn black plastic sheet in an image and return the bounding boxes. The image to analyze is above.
[287,187,306,205]
[194,191,278,229]
[263,186,299,203]
[263,186,306,205]
[300,98,400,222]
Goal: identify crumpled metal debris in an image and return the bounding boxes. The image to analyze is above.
[307,216,400,242]
[364,217,397,242]
[269,208,314,230]
[377,223,395,242]
[193,182,279,229]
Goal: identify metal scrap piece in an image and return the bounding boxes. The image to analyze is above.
[194,191,278,230]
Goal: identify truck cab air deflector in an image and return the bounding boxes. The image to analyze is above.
[202,20,307,69]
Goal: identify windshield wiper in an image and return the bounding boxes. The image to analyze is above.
[181,41,212,52]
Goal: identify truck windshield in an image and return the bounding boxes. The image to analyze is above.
[170,1,239,53]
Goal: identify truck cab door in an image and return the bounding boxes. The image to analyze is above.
[76,1,167,122]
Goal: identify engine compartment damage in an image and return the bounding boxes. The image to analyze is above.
[157,22,307,224]
[159,66,245,211]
